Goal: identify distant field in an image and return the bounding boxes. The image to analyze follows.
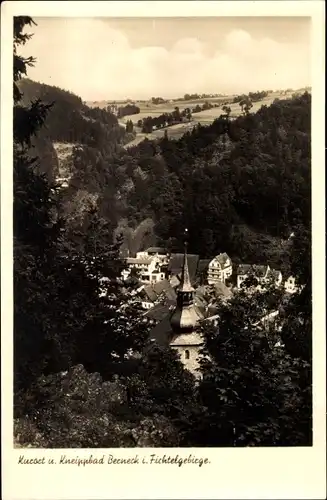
[123,93,293,147]
[87,91,297,148]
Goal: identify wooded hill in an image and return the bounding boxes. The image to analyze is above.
[18,78,311,271]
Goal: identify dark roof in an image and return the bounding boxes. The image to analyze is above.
[143,279,177,302]
[126,257,151,265]
[252,265,269,277]
[197,259,211,275]
[213,281,233,298]
[144,301,175,322]
[143,286,157,302]
[267,269,281,280]
[237,264,268,278]
[237,264,252,275]
[168,253,199,284]
[148,305,205,348]
[148,315,174,347]
[215,252,231,268]
[146,247,167,254]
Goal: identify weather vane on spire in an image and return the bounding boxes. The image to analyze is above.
[184,228,189,248]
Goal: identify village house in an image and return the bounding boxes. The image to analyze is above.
[121,256,164,284]
[284,275,298,294]
[139,279,177,310]
[207,253,233,285]
[236,264,282,290]
[137,247,170,265]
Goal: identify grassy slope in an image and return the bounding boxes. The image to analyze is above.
[87,91,295,147]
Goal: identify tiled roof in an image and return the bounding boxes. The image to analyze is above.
[146,247,167,254]
[126,257,152,265]
[252,265,269,277]
[148,315,174,347]
[143,287,157,302]
[237,264,252,275]
[144,301,175,321]
[213,281,233,298]
[170,331,203,346]
[143,279,177,302]
[237,264,268,278]
[215,252,231,268]
[267,269,282,280]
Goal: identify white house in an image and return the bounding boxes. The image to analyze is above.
[284,275,298,294]
[136,247,170,266]
[207,253,232,285]
[121,256,164,284]
[237,264,282,290]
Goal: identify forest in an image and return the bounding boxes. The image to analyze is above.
[13,17,312,448]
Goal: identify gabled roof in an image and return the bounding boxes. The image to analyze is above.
[267,269,282,280]
[168,253,199,284]
[214,252,231,268]
[146,247,167,254]
[144,301,175,322]
[237,264,269,278]
[126,257,152,265]
[143,279,177,302]
[252,265,269,277]
[237,264,252,275]
[213,281,233,298]
[170,331,203,346]
[148,315,173,347]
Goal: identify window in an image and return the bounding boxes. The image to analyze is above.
[185,350,190,360]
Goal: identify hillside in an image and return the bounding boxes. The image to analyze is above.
[87,90,305,146]
[106,92,311,267]
[17,79,132,181]
[18,78,311,267]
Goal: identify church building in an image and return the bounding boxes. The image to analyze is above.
[148,230,210,378]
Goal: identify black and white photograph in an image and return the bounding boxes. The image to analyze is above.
[11,12,314,449]
[2,4,325,498]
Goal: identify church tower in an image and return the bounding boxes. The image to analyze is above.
[170,229,198,333]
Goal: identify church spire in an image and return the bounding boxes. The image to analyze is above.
[179,228,194,293]
[170,228,197,333]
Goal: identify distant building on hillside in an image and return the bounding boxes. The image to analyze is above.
[237,264,282,290]
[207,253,232,285]
[139,279,177,310]
[138,246,169,260]
[284,275,298,294]
[122,256,164,284]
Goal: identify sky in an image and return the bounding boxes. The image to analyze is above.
[20,17,311,101]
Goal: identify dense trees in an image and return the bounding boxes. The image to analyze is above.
[111,93,310,264]
[233,90,268,103]
[117,103,140,118]
[194,284,311,447]
[14,17,149,410]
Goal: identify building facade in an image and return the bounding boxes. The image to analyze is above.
[207,253,232,285]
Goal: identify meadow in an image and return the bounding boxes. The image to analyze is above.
[87,91,295,147]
